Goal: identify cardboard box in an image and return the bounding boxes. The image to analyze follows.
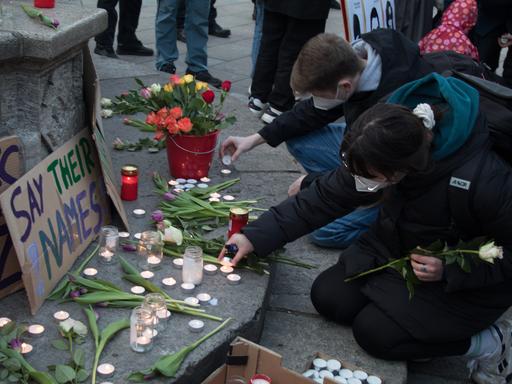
[202,338,383,384]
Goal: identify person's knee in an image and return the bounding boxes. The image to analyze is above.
[310,229,352,249]
[352,314,393,359]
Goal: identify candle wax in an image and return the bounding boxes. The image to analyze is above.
[147,256,161,265]
[20,343,33,354]
[28,324,45,335]
[136,336,151,346]
[220,265,234,274]
[53,311,70,321]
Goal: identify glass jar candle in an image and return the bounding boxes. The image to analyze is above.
[143,293,167,332]
[182,246,203,285]
[120,165,138,201]
[98,226,118,265]
[130,306,154,353]
[138,231,163,270]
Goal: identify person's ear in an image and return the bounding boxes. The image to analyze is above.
[338,79,354,98]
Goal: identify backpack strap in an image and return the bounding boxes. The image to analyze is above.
[448,151,488,238]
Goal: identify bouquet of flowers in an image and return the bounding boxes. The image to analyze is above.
[345,237,504,298]
[113,75,236,139]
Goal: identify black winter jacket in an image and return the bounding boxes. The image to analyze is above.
[265,0,330,20]
[244,116,512,340]
[257,29,433,148]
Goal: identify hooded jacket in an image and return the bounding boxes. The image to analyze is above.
[244,74,512,340]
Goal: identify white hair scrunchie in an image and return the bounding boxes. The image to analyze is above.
[412,103,436,130]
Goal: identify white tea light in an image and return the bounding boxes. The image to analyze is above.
[196,293,211,303]
[99,249,114,262]
[353,371,368,381]
[97,363,115,378]
[173,258,184,269]
[184,297,199,306]
[366,376,382,384]
[208,197,220,203]
[222,195,235,201]
[136,336,152,346]
[156,309,171,319]
[176,178,187,184]
[27,324,45,336]
[140,271,154,279]
[220,169,232,175]
[147,256,161,265]
[220,265,234,275]
[134,232,142,240]
[83,267,98,277]
[173,188,184,193]
[320,370,334,379]
[339,369,353,379]
[197,183,209,189]
[183,183,195,189]
[203,264,218,275]
[327,359,342,372]
[200,177,211,183]
[209,192,221,198]
[188,319,204,333]
[53,311,70,322]
[168,179,179,186]
[119,231,130,239]
[180,283,195,293]
[0,317,11,327]
[313,358,327,371]
[132,209,146,218]
[20,343,33,355]
[221,257,233,266]
[226,273,241,285]
[186,179,197,184]
[162,277,177,287]
[347,378,362,384]
[130,286,145,294]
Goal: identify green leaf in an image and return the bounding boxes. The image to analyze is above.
[70,275,118,292]
[75,369,89,382]
[0,322,16,336]
[98,319,130,354]
[54,365,75,383]
[7,373,20,383]
[51,340,68,351]
[118,255,140,275]
[127,372,148,382]
[445,254,458,265]
[29,371,59,384]
[83,307,99,347]
[0,369,8,379]
[3,358,20,371]
[73,349,85,367]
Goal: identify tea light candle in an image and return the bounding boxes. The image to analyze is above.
[162,277,177,288]
[209,192,221,199]
[27,324,45,336]
[132,209,146,218]
[220,265,234,275]
[220,169,232,175]
[222,195,235,201]
[131,286,145,294]
[99,249,114,262]
[313,358,327,371]
[140,271,154,279]
[197,183,208,189]
[320,370,334,379]
[366,376,382,384]
[83,267,98,277]
[20,343,33,355]
[327,359,342,372]
[183,183,195,189]
[134,232,142,240]
[180,283,195,293]
[186,179,197,184]
[53,311,70,322]
[136,336,152,346]
[188,319,204,333]
[250,374,272,384]
[203,264,218,275]
[173,258,184,269]
[173,188,184,194]
[118,231,130,245]
[226,273,241,285]
[0,317,11,327]
[97,363,115,378]
[221,257,233,266]
[147,256,161,265]
[353,371,368,381]
[338,369,353,379]
[347,378,362,384]
[196,293,211,303]
[156,309,171,320]
[208,197,220,203]
[200,177,211,183]
[176,178,187,184]
[168,179,179,186]
[184,297,199,306]
[222,155,232,166]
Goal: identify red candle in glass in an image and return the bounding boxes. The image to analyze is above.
[34,0,55,8]
[121,165,138,201]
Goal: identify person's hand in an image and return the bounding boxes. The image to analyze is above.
[219,133,265,162]
[288,175,306,196]
[410,254,443,282]
[218,233,255,266]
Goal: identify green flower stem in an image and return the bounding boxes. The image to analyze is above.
[345,256,410,282]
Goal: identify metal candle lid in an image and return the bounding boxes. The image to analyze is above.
[366,376,382,384]
[188,319,204,332]
[121,165,138,176]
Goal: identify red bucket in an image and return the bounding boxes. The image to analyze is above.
[166,130,219,179]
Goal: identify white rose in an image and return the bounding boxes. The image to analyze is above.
[101,109,113,118]
[478,242,504,264]
[150,83,161,94]
[59,318,75,333]
[100,97,112,108]
[163,226,183,246]
[72,320,88,337]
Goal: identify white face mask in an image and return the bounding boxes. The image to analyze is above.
[354,172,406,193]
[312,85,347,110]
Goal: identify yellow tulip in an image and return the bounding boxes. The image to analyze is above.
[195,81,208,91]
[183,74,194,83]
[179,78,186,85]
[163,83,173,92]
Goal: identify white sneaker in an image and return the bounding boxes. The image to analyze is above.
[261,106,283,124]
[248,97,268,116]
[469,320,512,384]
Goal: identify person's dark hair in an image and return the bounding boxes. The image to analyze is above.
[290,33,365,94]
[341,103,445,179]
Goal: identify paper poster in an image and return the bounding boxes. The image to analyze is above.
[342,0,365,41]
[365,0,384,32]
[381,0,395,30]
[0,129,111,314]
[0,136,24,299]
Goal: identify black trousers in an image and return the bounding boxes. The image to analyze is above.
[471,27,512,83]
[95,0,142,48]
[310,262,471,361]
[251,10,326,111]
[177,0,216,30]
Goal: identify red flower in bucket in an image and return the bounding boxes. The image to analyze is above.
[201,90,215,104]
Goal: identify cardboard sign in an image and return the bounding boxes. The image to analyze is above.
[365,0,384,31]
[341,0,396,42]
[0,129,110,314]
[0,136,24,299]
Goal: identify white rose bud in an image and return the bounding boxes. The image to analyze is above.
[101,109,113,118]
[478,242,504,264]
[100,97,112,108]
[163,226,183,246]
[59,318,75,333]
[72,320,88,337]
[150,83,161,94]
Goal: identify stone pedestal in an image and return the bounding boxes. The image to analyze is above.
[0,0,107,170]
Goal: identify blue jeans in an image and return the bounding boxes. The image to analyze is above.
[286,123,380,249]
[155,0,209,72]
[251,0,264,77]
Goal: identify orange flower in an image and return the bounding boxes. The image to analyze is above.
[170,74,181,85]
[169,106,182,119]
[157,107,168,118]
[146,111,158,125]
[167,122,179,135]
[178,117,193,133]
[154,130,165,141]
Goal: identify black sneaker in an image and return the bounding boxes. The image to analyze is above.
[248,97,268,116]
[117,43,154,56]
[94,45,118,59]
[209,21,231,38]
[186,70,222,89]
[159,62,176,74]
[177,28,186,43]
[261,106,283,124]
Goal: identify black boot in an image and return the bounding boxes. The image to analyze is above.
[209,21,231,38]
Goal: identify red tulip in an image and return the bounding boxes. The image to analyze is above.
[221,80,231,92]
[202,90,215,104]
